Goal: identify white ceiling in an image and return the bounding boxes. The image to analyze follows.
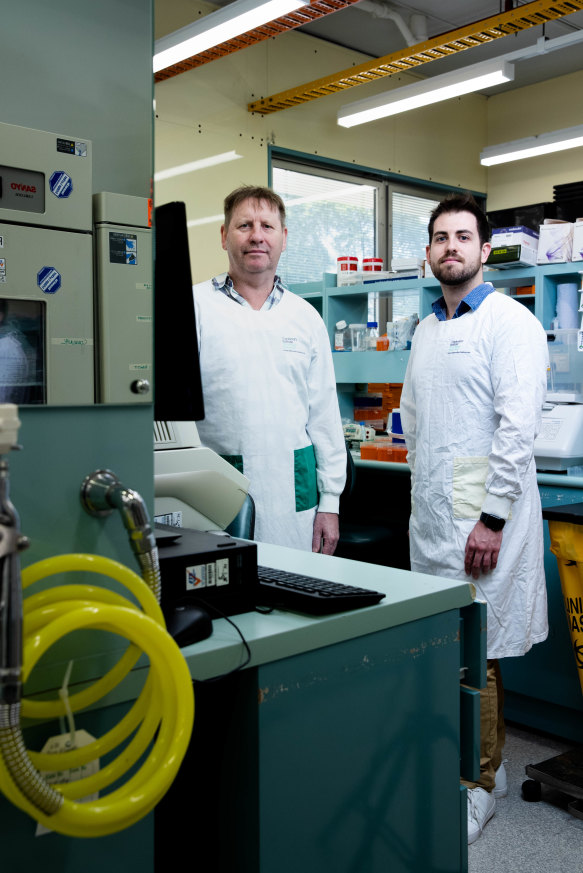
[199,0,583,96]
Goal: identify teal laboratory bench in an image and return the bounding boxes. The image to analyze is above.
[2,544,482,873]
[156,542,482,873]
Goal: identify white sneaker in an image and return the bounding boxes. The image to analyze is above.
[467,787,496,845]
[493,761,508,799]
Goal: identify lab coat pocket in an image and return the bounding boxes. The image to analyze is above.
[452,457,489,520]
[294,445,318,512]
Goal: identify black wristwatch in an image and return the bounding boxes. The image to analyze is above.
[480,512,505,532]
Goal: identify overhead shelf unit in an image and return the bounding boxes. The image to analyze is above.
[290,261,583,392]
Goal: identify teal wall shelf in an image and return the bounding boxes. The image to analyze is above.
[290,262,583,392]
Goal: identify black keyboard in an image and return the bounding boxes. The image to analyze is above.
[256,565,385,615]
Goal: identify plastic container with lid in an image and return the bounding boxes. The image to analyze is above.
[360,443,378,460]
[337,255,358,274]
[353,392,386,430]
[349,323,366,352]
[334,319,350,351]
[546,328,583,401]
[362,257,383,272]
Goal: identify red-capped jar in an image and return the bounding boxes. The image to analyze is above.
[362,257,383,272]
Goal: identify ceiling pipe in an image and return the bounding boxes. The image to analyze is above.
[357,0,428,47]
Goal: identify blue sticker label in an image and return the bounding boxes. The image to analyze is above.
[49,171,73,199]
[37,266,62,294]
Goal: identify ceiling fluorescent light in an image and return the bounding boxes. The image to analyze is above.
[154,0,305,73]
[337,61,514,128]
[187,214,224,228]
[480,124,583,166]
[155,151,243,182]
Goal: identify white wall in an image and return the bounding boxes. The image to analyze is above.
[484,69,583,212]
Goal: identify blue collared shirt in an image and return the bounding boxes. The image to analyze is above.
[211,272,286,310]
[431,282,495,321]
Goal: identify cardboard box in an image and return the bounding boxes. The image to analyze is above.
[537,219,574,264]
[572,219,583,262]
[491,225,539,252]
[361,270,392,283]
[363,270,422,283]
[337,271,363,287]
[486,244,537,268]
[391,256,425,272]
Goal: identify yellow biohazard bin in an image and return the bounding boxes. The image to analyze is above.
[543,504,583,698]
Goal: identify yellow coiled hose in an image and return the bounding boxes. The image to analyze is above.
[0,553,194,837]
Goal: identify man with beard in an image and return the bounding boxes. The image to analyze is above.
[400,193,549,844]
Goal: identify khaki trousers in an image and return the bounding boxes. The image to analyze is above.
[461,659,505,793]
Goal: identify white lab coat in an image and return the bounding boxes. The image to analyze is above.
[401,290,549,658]
[193,279,346,551]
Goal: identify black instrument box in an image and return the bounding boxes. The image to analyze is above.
[156,524,258,618]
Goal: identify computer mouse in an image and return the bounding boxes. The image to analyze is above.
[164,601,213,647]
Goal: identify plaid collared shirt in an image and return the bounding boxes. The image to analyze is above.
[211,273,286,311]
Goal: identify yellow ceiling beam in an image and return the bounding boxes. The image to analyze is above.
[248,0,583,114]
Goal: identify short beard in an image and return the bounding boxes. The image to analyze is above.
[432,259,482,287]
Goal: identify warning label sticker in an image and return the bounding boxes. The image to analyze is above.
[185,558,230,590]
[154,511,182,527]
[565,595,583,671]
[109,232,137,265]
[56,138,88,157]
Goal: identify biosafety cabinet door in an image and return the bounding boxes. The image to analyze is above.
[0,222,93,405]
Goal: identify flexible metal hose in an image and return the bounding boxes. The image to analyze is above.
[136,548,162,604]
[80,469,162,603]
[0,703,62,815]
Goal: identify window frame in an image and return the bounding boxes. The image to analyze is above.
[271,155,387,282]
[270,147,485,277]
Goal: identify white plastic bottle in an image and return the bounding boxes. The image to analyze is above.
[366,321,379,350]
[334,319,350,351]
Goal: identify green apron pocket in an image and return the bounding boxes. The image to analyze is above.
[221,454,244,475]
[294,445,318,512]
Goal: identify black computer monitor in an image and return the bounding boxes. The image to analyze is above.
[154,201,205,422]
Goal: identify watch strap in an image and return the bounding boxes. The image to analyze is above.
[480,512,505,532]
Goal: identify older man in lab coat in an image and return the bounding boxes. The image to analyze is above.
[193,185,346,554]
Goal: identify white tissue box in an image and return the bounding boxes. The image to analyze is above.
[537,219,574,264]
[491,225,539,252]
[572,219,583,262]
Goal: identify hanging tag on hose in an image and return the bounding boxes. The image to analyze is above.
[35,730,98,837]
